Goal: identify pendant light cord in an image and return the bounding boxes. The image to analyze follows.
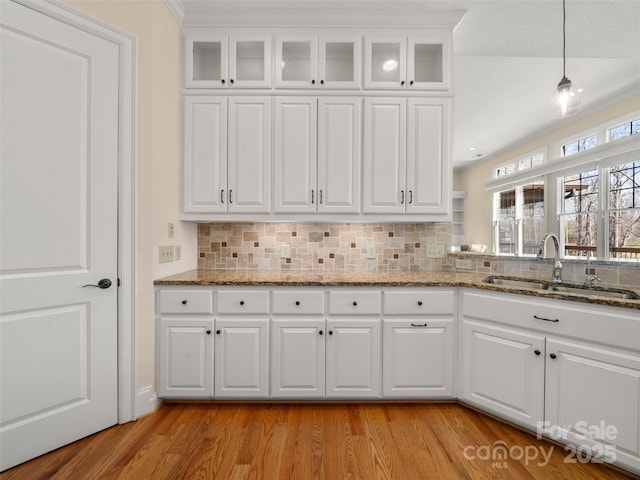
[562,0,567,78]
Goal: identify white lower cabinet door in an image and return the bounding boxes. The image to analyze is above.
[158,319,214,398]
[326,318,381,398]
[383,318,454,397]
[460,319,545,428]
[271,318,325,398]
[545,338,640,470]
[214,318,269,398]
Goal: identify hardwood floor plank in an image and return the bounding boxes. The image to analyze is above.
[1,403,636,480]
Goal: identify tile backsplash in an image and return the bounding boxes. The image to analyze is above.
[198,222,453,271]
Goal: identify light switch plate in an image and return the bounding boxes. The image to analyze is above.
[425,244,445,258]
[281,244,291,259]
[366,245,376,259]
[168,222,174,238]
[456,258,472,270]
[159,245,174,263]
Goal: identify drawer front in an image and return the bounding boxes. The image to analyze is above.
[217,290,270,314]
[329,291,381,315]
[384,289,455,315]
[158,289,213,314]
[272,290,325,315]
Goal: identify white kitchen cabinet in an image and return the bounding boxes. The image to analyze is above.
[364,35,450,91]
[274,97,361,213]
[185,34,271,89]
[271,318,326,398]
[545,338,640,469]
[460,319,545,428]
[183,96,271,216]
[214,318,269,398]
[363,97,450,216]
[276,36,360,89]
[326,319,381,398]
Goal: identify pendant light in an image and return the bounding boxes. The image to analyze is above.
[554,0,581,117]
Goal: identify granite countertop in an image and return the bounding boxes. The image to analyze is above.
[155,269,640,310]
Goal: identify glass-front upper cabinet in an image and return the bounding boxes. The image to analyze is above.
[364,36,450,91]
[276,36,361,89]
[185,35,271,89]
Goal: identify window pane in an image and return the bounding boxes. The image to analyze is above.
[610,119,640,141]
[563,170,598,214]
[562,212,597,258]
[609,209,640,260]
[610,161,639,209]
[561,134,597,157]
[497,219,516,255]
[495,163,516,178]
[521,181,545,255]
[519,152,544,171]
[498,189,516,219]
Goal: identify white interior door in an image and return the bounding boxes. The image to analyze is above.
[0,1,119,470]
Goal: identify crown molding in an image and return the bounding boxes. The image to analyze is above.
[180,1,465,28]
[163,0,185,25]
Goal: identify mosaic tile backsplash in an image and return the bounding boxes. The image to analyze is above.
[198,222,453,271]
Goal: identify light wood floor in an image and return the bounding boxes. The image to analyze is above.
[1,402,636,480]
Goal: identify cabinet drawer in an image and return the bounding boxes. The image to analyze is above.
[384,289,455,315]
[217,290,269,314]
[158,289,213,314]
[329,291,381,315]
[272,290,325,315]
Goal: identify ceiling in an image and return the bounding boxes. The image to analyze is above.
[176,0,640,169]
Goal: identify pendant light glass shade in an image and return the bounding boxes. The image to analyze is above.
[554,0,580,118]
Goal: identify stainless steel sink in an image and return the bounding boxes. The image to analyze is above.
[483,276,640,300]
[549,284,640,300]
[483,276,547,290]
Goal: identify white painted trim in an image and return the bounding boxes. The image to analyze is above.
[163,0,185,26]
[15,0,138,424]
[136,386,163,418]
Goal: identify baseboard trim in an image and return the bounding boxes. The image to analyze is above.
[135,386,162,418]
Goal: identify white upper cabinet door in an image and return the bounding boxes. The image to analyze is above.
[406,98,450,215]
[228,36,272,88]
[276,36,319,88]
[326,319,381,398]
[227,97,271,213]
[318,37,361,89]
[274,97,318,212]
[185,35,229,88]
[214,319,269,398]
[317,98,361,213]
[407,36,450,91]
[183,96,228,213]
[364,37,406,89]
[363,98,406,213]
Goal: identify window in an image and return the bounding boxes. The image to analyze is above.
[494,150,545,179]
[561,133,598,157]
[609,119,640,141]
[560,170,598,257]
[493,180,545,256]
[608,161,640,260]
[519,152,545,171]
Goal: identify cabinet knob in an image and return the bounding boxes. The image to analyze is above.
[400,80,405,86]
[534,349,541,356]
[417,301,423,306]
[352,301,358,306]
[206,330,211,335]
[295,301,300,306]
[181,300,187,305]
[550,353,557,359]
[216,329,221,335]
[320,80,325,85]
[328,330,333,335]
[240,300,245,306]
[410,80,414,86]
[311,79,316,85]
[230,78,234,84]
[319,330,323,335]
[221,79,226,84]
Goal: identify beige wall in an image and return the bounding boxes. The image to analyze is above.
[454,93,640,248]
[61,0,198,395]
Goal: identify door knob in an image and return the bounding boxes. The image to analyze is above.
[83,278,112,289]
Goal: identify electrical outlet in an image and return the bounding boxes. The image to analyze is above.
[159,245,174,263]
[280,244,291,259]
[366,245,376,259]
[168,222,174,238]
[174,245,181,261]
[425,244,445,258]
[456,258,472,270]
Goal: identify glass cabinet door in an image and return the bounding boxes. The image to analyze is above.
[276,37,318,88]
[185,36,228,88]
[364,37,406,89]
[407,37,449,91]
[318,37,361,89]
[229,36,272,88]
